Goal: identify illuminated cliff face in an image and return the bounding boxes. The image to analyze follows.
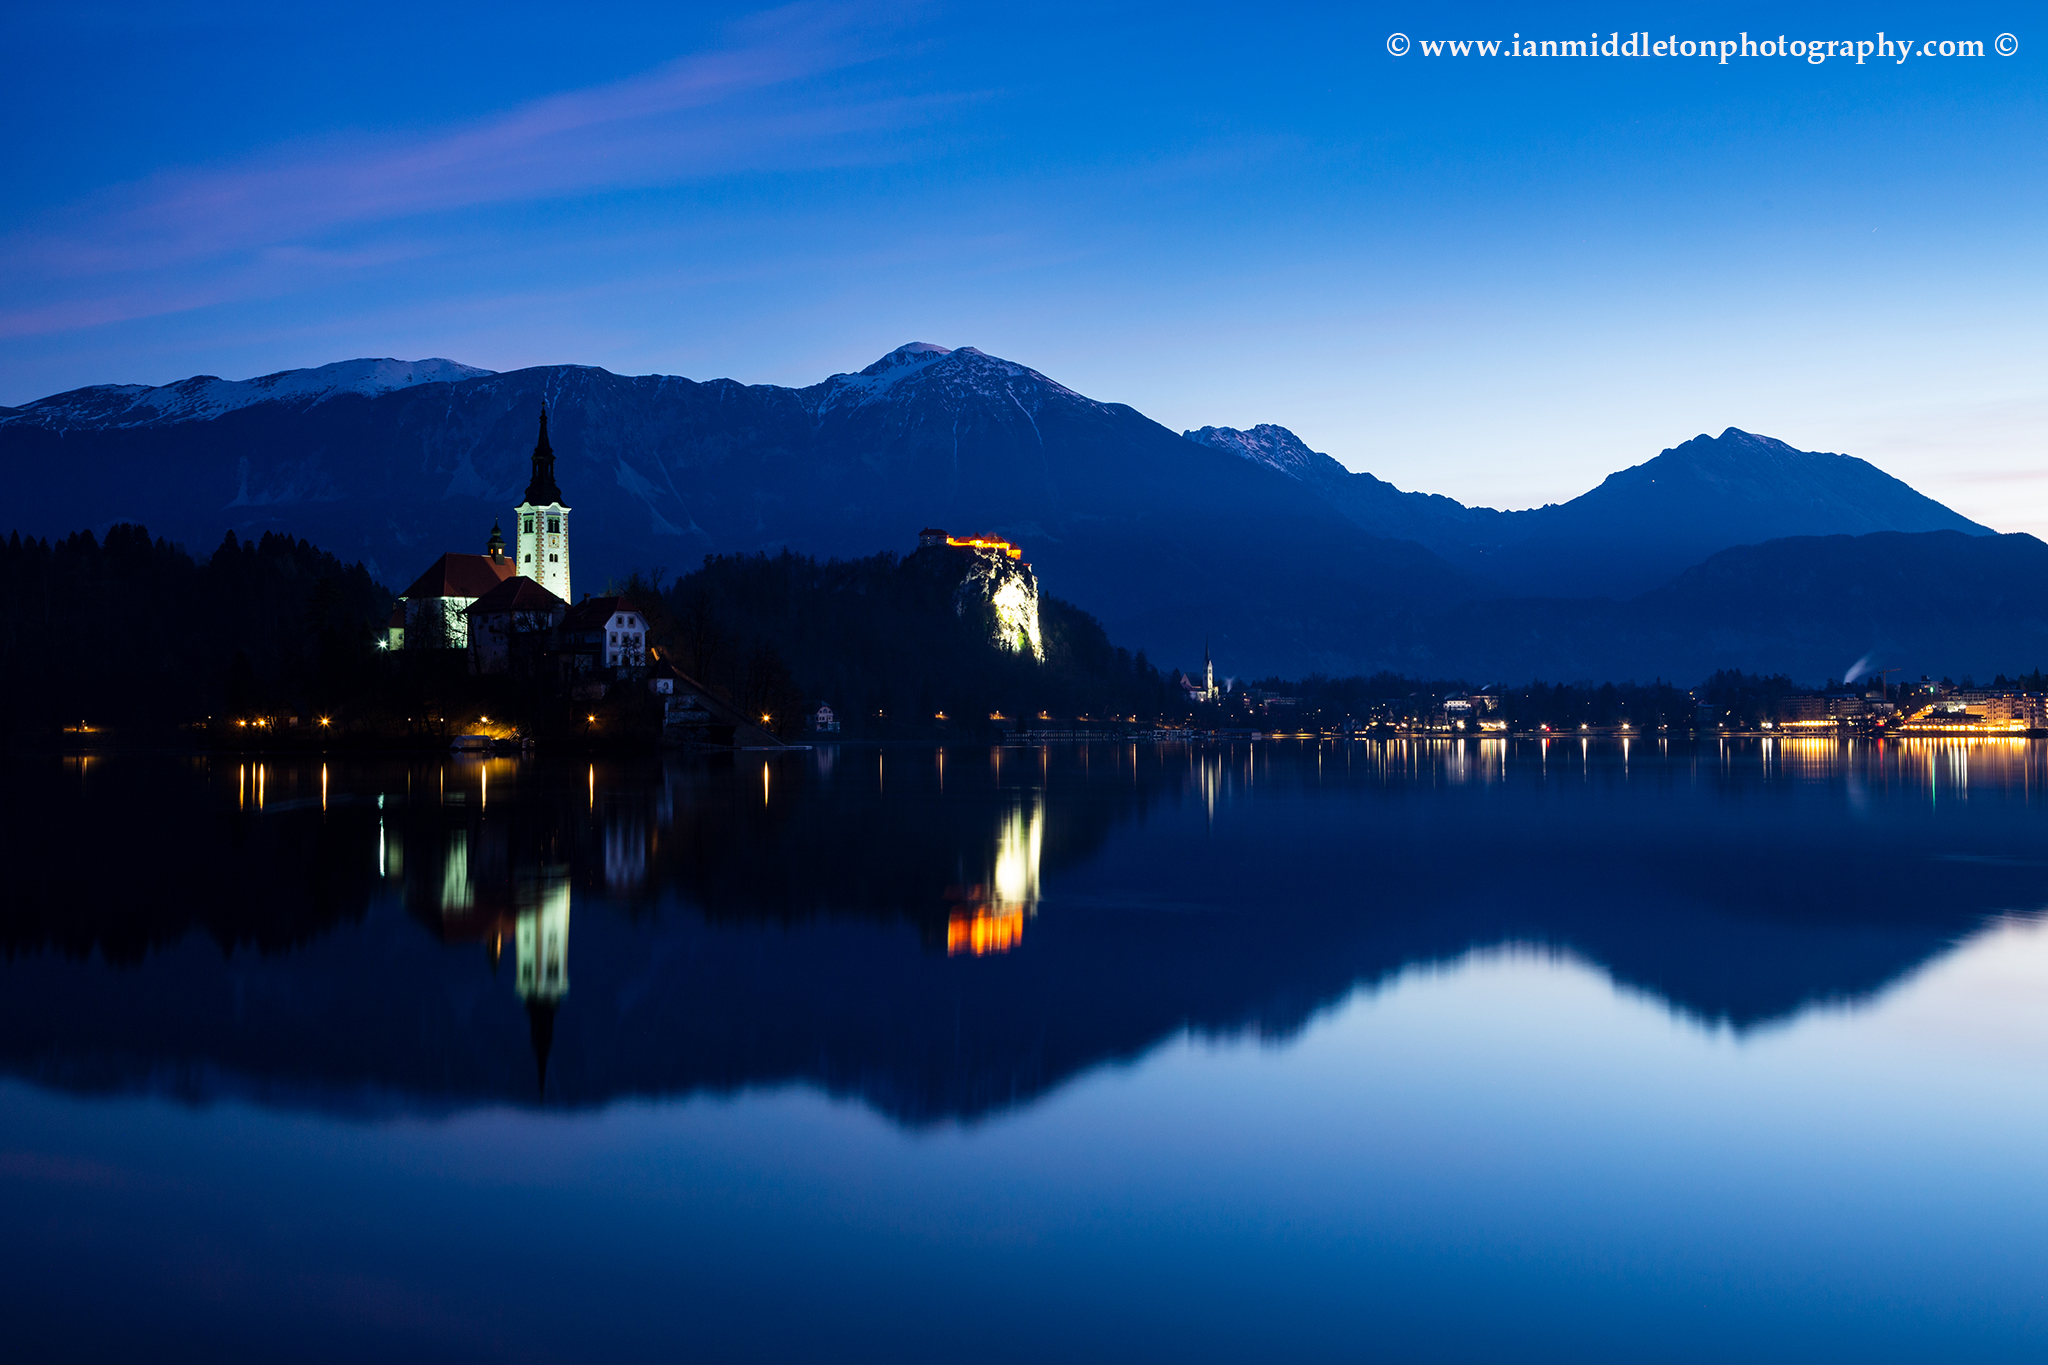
[955,546,1044,661]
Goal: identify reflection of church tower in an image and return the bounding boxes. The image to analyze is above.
[515,879,571,1095]
[514,406,572,602]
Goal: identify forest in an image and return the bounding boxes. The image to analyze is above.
[0,524,389,745]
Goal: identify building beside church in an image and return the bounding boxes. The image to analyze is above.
[559,596,650,674]
[464,576,569,675]
[515,407,572,602]
[395,528,517,651]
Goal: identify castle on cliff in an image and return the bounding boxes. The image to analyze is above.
[916,527,1044,661]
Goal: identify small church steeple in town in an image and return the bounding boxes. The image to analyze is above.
[514,404,572,601]
[485,520,505,563]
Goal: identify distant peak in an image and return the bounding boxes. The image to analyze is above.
[1657,428,1824,462]
[1184,423,1323,481]
[860,343,953,376]
[817,343,1088,412]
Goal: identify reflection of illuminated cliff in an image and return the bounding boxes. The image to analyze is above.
[947,797,1042,955]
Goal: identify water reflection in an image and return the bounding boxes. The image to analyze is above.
[946,793,1043,955]
[6,737,2048,1124]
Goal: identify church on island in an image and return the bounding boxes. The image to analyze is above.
[384,407,649,680]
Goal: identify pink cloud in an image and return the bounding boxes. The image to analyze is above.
[0,2,947,336]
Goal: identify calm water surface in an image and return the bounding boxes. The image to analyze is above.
[7,738,2048,1362]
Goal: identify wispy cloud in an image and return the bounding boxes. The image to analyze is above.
[0,3,945,338]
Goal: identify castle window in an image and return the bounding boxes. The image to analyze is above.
[523,554,531,563]
[548,517,561,533]
[522,516,533,534]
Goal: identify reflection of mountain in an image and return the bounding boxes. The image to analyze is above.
[1,744,2044,1124]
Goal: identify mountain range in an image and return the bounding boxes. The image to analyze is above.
[2,345,2034,682]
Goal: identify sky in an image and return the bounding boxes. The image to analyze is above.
[2,2,2041,529]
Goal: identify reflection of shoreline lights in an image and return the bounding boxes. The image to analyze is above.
[948,798,1043,956]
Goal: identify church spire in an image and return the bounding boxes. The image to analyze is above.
[486,520,505,562]
[524,405,563,506]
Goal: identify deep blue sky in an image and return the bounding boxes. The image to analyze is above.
[3,2,2039,527]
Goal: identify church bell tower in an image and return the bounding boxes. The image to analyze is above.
[514,406,571,601]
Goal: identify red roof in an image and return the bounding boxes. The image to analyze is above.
[464,576,568,616]
[560,595,641,631]
[401,552,516,600]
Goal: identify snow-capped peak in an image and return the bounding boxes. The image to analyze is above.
[1184,424,1326,481]
[809,343,1092,414]
[3,357,496,430]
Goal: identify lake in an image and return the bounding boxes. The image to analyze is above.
[6,737,2048,1361]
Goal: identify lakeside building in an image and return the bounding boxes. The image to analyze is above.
[559,596,650,675]
[1442,692,1505,731]
[1770,680,2048,734]
[1773,693,1885,729]
[1890,690,2048,733]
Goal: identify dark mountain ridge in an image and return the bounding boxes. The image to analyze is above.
[1186,423,1991,598]
[0,345,2008,680]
